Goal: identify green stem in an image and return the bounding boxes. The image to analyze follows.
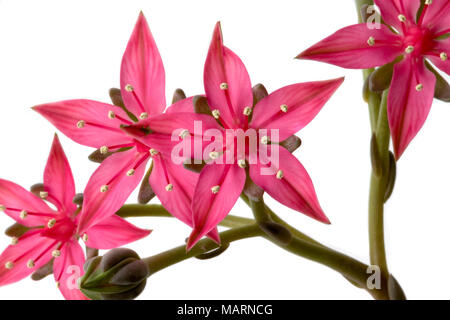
[368,91,390,282]
[116,204,253,229]
[143,224,262,275]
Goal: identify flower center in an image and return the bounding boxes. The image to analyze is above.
[40,216,77,242]
[402,26,433,56]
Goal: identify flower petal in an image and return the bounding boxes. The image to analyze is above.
[373,0,420,31]
[249,147,329,223]
[427,39,450,75]
[44,135,77,214]
[250,78,344,141]
[150,154,197,226]
[388,57,436,159]
[77,149,148,234]
[120,12,165,117]
[84,215,151,250]
[54,240,88,300]
[419,0,450,34]
[33,100,133,149]
[0,230,56,286]
[204,22,253,129]
[297,24,403,69]
[0,179,55,227]
[188,164,246,250]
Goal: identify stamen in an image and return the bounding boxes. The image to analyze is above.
[260,136,270,145]
[11,237,18,245]
[280,104,288,113]
[405,46,414,54]
[211,185,220,194]
[220,83,229,90]
[276,170,284,179]
[100,185,109,193]
[398,14,406,22]
[40,191,48,199]
[165,184,173,192]
[47,219,56,228]
[76,120,85,129]
[425,0,432,4]
[27,259,35,268]
[179,129,190,139]
[108,111,116,119]
[212,109,220,119]
[5,261,14,269]
[139,112,148,120]
[100,146,109,154]
[209,151,220,160]
[52,250,61,258]
[238,159,246,168]
[126,169,135,176]
[416,84,423,91]
[0,205,5,211]
[441,52,448,61]
[20,210,28,219]
[125,84,134,92]
[82,234,88,242]
[149,149,158,156]
[243,107,252,116]
[367,37,375,46]
[56,282,60,288]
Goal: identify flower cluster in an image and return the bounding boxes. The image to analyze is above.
[0,0,448,300]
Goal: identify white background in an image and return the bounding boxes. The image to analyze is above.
[0,0,449,300]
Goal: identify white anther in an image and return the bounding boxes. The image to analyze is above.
[211,185,220,194]
[212,109,220,119]
[100,185,109,193]
[280,104,288,113]
[20,210,28,219]
[27,259,35,268]
[100,146,109,154]
[76,120,85,128]
[11,237,18,245]
[40,191,48,199]
[139,112,148,120]
[0,205,5,212]
[179,129,190,139]
[398,14,406,22]
[260,136,270,145]
[405,46,414,54]
[5,261,14,269]
[125,84,134,92]
[165,184,173,192]
[108,111,116,119]
[149,149,158,156]
[52,250,61,258]
[238,159,246,168]
[425,0,432,5]
[441,52,448,61]
[209,151,220,160]
[47,218,56,228]
[276,170,284,179]
[126,169,135,176]
[416,84,423,91]
[367,37,375,46]
[243,106,252,116]
[82,234,88,242]
[220,83,229,90]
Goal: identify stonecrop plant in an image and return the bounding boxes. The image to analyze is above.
[0,0,448,300]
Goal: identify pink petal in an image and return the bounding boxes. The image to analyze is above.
[150,154,198,226]
[0,179,55,227]
[77,149,148,234]
[0,230,56,286]
[54,240,88,300]
[249,147,329,223]
[427,39,450,75]
[33,100,133,149]
[166,97,195,114]
[250,78,344,141]
[418,0,450,34]
[373,0,420,32]
[188,164,246,250]
[44,135,77,214]
[204,22,253,129]
[388,57,436,159]
[120,12,166,117]
[84,214,151,250]
[297,24,403,69]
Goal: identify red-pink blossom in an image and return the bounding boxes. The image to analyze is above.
[297,0,449,159]
[0,135,150,299]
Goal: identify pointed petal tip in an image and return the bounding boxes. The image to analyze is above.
[186,229,202,252]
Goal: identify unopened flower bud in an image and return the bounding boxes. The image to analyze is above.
[138,165,156,204]
[279,135,302,153]
[172,88,187,104]
[30,183,45,197]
